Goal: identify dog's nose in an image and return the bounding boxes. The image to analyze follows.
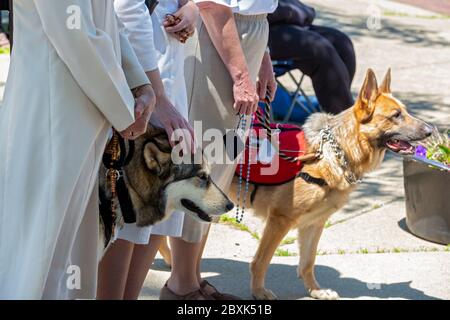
[423,124,433,137]
[226,202,235,212]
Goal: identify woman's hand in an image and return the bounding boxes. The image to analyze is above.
[120,84,156,140]
[164,1,199,42]
[153,94,195,154]
[233,73,259,115]
[257,52,277,102]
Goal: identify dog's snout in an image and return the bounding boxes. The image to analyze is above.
[226,202,234,212]
[422,124,433,138]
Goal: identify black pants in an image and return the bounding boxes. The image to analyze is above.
[269,24,356,114]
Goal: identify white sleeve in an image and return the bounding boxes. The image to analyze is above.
[115,0,159,72]
[32,0,147,131]
[194,0,238,8]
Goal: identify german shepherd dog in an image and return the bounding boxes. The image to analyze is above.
[99,126,234,249]
[224,69,433,300]
[149,69,433,300]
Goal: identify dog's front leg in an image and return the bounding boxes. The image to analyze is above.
[251,215,292,300]
[298,222,339,300]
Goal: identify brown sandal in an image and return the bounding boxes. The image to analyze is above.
[200,280,242,300]
[159,282,214,300]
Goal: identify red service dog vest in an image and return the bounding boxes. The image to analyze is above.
[235,123,308,186]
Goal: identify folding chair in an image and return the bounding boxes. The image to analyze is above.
[271,60,321,123]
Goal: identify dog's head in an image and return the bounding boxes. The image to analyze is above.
[354,68,433,155]
[125,126,234,226]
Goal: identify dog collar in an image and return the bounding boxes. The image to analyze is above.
[316,126,361,185]
[101,131,137,239]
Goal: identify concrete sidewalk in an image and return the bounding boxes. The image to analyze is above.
[140,0,450,300]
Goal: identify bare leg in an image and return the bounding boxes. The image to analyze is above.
[158,237,172,267]
[194,226,223,296]
[97,239,134,300]
[251,215,292,300]
[196,227,209,278]
[298,223,339,300]
[167,237,203,295]
[123,235,164,300]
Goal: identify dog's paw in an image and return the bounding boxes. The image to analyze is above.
[252,288,278,300]
[309,289,340,300]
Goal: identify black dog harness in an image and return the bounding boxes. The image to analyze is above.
[250,172,327,205]
[297,172,328,187]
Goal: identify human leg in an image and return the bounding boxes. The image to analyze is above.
[97,239,135,300]
[122,235,164,299]
[309,25,356,83]
[269,24,354,113]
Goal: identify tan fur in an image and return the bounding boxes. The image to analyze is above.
[158,69,432,300]
[159,69,430,299]
[227,68,432,300]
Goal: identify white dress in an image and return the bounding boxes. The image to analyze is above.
[114,0,188,244]
[195,0,278,15]
[0,0,149,299]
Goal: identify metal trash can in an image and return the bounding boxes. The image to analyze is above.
[403,159,450,245]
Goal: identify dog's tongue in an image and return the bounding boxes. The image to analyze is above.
[395,140,411,149]
[387,139,413,152]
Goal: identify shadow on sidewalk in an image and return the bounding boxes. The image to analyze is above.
[314,7,450,48]
[147,258,439,300]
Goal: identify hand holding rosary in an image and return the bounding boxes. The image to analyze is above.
[164,14,193,44]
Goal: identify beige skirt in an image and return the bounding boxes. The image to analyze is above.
[182,14,269,243]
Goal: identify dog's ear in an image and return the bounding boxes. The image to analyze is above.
[379,68,392,94]
[143,142,171,176]
[355,68,379,122]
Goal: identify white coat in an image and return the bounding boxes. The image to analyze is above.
[0,0,149,299]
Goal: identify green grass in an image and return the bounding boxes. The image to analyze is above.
[274,248,296,257]
[372,203,382,210]
[337,249,346,255]
[357,248,369,254]
[280,236,297,246]
[219,214,260,240]
[392,247,409,253]
[324,220,333,228]
[383,10,450,20]
[250,231,260,240]
[375,248,389,254]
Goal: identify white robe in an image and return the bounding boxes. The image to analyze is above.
[0,0,149,299]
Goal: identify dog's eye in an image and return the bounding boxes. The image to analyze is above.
[198,173,208,181]
[391,110,402,119]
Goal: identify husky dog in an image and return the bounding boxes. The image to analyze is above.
[99,125,234,249]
